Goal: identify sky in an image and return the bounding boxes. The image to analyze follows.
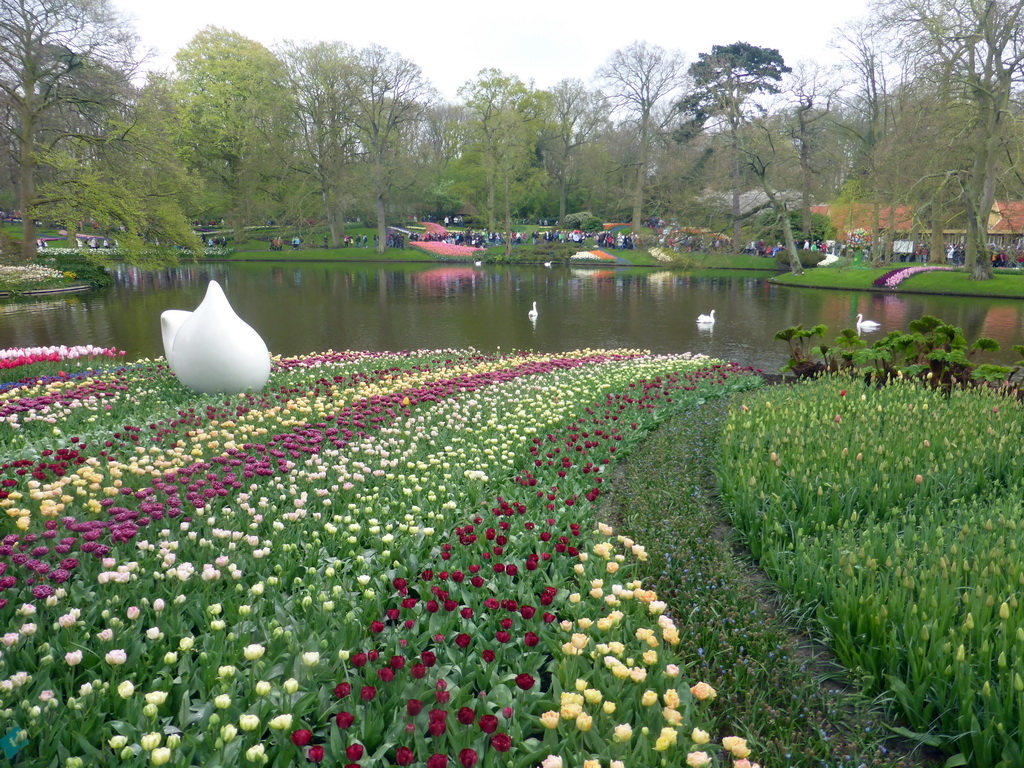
[112,0,872,100]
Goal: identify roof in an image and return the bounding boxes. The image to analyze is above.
[814,200,1024,235]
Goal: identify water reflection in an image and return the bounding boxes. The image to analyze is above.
[1,262,1022,373]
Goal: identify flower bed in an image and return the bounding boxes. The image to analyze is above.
[0,349,763,767]
[570,251,616,262]
[718,378,1024,767]
[421,222,449,238]
[0,263,68,287]
[411,241,486,259]
[872,265,953,288]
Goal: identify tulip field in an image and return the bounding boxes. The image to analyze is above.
[0,349,763,768]
[719,378,1024,768]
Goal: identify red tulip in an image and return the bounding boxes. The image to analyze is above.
[291,729,312,746]
[334,682,351,698]
[427,755,449,768]
[407,699,423,716]
[491,733,512,752]
[515,673,535,691]
[360,685,377,701]
[335,711,354,729]
[459,748,479,767]
[395,747,415,765]
[478,714,498,733]
[346,743,364,761]
[307,745,325,763]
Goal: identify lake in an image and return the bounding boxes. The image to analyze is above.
[2,260,1023,373]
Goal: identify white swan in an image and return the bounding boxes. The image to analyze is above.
[856,313,881,331]
[528,301,538,320]
[543,261,552,268]
[474,260,482,266]
[696,309,715,324]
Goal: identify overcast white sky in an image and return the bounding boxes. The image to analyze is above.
[113,0,870,100]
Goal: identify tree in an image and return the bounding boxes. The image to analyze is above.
[676,42,791,244]
[785,61,840,238]
[349,44,431,254]
[33,74,203,261]
[0,0,140,259]
[740,114,804,273]
[279,41,360,248]
[597,41,687,235]
[877,0,1024,280]
[174,27,289,244]
[458,69,535,232]
[541,78,606,224]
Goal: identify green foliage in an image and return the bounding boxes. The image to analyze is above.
[37,253,112,289]
[775,248,828,268]
[561,211,600,229]
[774,323,828,376]
[774,315,1013,390]
[719,378,1024,767]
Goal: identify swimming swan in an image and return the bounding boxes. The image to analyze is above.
[528,301,538,320]
[856,313,881,330]
[696,309,715,324]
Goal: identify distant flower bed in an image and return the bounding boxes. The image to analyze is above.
[873,265,954,288]
[570,250,616,262]
[421,222,449,237]
[649,247,674,262]
[818,253,839,266]
[40,247,232,258]
[411,241,485,258]
[0,263,67,286]
[0,345,124,370]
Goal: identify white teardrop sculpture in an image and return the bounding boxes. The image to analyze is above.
[162,281,271,394]
[160,309,191,362]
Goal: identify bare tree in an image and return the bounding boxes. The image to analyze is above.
[350,44,432,253]
[541,78,607,224]
[597,41,687,234]
[0,0,139,259]
[279,41,360,248]
[875,0,1024,278]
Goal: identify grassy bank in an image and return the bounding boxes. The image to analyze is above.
[774,265,1024,297]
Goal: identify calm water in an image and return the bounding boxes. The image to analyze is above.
[3,261,1024,373]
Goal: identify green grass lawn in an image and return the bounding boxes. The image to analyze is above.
[774,264,1024,297]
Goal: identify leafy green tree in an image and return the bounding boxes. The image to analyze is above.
[35,75,203,261]
[676,42,791,244]
[458,68,536,232]
[0,0,141,259]
[174,27,289,244]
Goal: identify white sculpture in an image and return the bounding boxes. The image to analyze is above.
[161,280,271,394]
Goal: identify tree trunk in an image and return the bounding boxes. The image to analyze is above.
[322,186,344,248]
[929,196,945,265]
[964,112,999,281]
[631,157,645,235]
[375,194,387,254]
[18,115,37,261]
[558,172,567,226]
[631,114,649,234]
[731,147,742,244]
[503,171,514,260]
